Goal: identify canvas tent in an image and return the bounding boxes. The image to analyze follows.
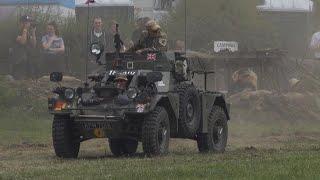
[257,0,313,12]
[75,0,134,23]
[76,0,133,7]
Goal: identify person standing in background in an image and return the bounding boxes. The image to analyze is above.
[105,20,126,52]
[90,17,107,49]
[11,15,37,79]
[41,21,65,75]
[88,17,107,70]
[310,28,320,60]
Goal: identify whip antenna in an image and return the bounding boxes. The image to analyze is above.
[84,0,95,86]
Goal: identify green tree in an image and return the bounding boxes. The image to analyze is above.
[166,0,279,51]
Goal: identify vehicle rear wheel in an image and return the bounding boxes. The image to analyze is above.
[52,115,80,158]
[142,106,170,156]
[109,138,138,156]
[176,83,201,138]
[197,106,228,153]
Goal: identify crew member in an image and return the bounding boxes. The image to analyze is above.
[129,20,167,53]
[114,74,130,105]
[115,74,128,91]
[131,17,151,45]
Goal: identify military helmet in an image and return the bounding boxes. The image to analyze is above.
[146,20,161,31]
[115,74,128,81]
[289,78,300,88]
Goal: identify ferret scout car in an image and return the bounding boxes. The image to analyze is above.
[48,38,230,158]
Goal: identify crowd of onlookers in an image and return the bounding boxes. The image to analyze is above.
[8,14,187,80]
[10,15,65,79]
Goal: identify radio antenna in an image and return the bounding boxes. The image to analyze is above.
[185,0,187,55]
[84,0,93,86]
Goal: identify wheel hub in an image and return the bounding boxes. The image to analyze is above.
[212,121,225,144]
[158,123,168,147]
[186,102,194,119]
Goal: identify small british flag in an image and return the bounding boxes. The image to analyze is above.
[85,0,95,4]
[147,53,157,61]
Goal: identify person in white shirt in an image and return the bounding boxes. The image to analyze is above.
[310,30,320,59]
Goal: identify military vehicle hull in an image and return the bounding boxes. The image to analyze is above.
[48,51,230,158]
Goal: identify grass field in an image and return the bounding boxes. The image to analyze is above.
[0,138,320,179]
[1,79,320,179]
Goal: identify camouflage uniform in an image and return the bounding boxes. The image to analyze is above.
[130,20,167,52]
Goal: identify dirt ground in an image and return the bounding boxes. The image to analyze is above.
[1,73,320,179]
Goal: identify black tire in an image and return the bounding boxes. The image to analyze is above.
[176,83,201,138]
[142,106,170,156]
[109,138,138,156]
[52,115,80,158]
[197,106,228,153]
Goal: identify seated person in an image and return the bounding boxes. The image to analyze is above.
[129,20,167,54]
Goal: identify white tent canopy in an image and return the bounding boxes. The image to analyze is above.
[257,0,313,12]
[75,0,133,7]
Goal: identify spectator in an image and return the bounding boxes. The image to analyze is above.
[11,15,37,79]
[90,17,107,49]
[310,28,320,60]
[174,40,185,52]
[41,21,65,74]
[88,17,108,72]
[105,20,125,52]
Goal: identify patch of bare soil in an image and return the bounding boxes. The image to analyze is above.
[229,90,320,122]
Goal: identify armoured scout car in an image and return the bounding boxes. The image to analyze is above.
[48,43,230,158]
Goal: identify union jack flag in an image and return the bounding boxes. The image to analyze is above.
[85,0,95,4]
[147,53,157,61]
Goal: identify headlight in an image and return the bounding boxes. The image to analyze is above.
[91,43,102,55]
[64,88,75,100]
[127,88,138,99]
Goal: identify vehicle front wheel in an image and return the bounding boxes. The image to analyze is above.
[142,106,170,156]
[197,106,228,153]
[52,115,80,158]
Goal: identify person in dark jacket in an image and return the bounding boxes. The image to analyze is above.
[11,15,37,79]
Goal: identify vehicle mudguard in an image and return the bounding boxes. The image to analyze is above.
[148,93,179,120]
[200,92,230,133]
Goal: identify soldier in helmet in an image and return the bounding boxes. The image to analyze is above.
[115,74,128,91]
[129,20,167,53]
[114,74,131,105]
[230,69,258,94]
